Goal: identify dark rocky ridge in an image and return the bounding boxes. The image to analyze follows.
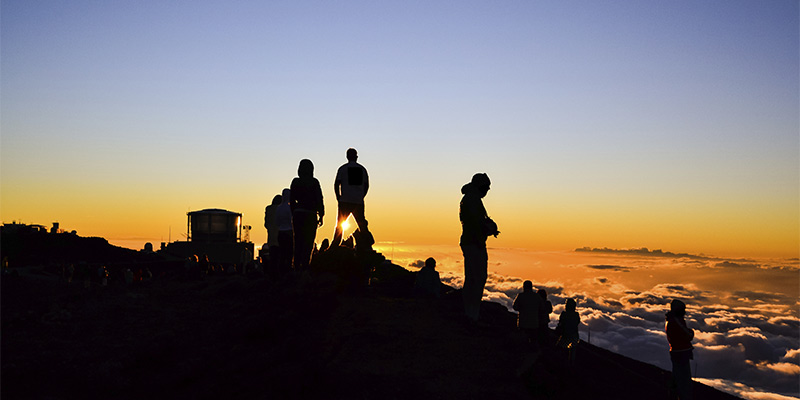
[1,230,741,399]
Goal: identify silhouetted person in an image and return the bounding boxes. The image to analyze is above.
[513,281,542,348]
[199,255,210,278]
[555,298,580,366]
[240,247,253,274]
[264,194,282,269]
[290,159,324,272]
[413,257,442,298]
[666,299,694,400]
[538,288,553,345]
[318,238,330,253]
[98,266,108,286]
[332,148,372,249]
[184,255,198,276]
[253,256,264,275]
[80,262,91,288]
[276,188,293,275]
[459,173,499,323]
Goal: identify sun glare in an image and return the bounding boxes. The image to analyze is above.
[341,220,350,231]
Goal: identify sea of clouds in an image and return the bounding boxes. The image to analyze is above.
[408,250,799,400]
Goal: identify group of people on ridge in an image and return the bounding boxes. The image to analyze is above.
[458,171,694,398]
[512,281,581,364]
[263,155,695,398]
[264,148,373,274]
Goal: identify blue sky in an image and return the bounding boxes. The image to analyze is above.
[2,0,798,256]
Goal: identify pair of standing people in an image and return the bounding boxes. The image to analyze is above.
[265,148,372,272]
[513,281,554,348]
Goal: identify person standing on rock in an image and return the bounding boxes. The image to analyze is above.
[332,148,372,249]
[666,299,694,400]
[459,172,499,324]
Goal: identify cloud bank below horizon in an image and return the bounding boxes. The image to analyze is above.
[406,247,799,399]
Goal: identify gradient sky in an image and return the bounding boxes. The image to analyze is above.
[2,0,798,258]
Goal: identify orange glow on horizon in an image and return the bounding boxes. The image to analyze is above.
[2,178,797,259]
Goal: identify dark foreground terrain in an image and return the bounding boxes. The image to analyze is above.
[1,236,741,399]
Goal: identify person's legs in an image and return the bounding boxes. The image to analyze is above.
[332,203,353,247]
[350,203,373,248]
[671,352,693,400]
[292,213,302,270]
[267,245,279,274]
[293,212,317,272]
[538,326,550,348]
[277,230,293,275]
[351,203,369,233]
[527,328,540,350]
[302,214,318,271]
[461,244,488,322]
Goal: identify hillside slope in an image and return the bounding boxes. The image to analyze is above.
[0,234,741,399]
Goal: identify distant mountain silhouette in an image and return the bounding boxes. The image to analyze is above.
[575,246,717,260]
[1,230,742,399]
[1,224,157,266]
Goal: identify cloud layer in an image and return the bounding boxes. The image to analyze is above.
[430,251,799,399]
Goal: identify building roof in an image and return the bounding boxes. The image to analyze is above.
[187,208,240,216]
